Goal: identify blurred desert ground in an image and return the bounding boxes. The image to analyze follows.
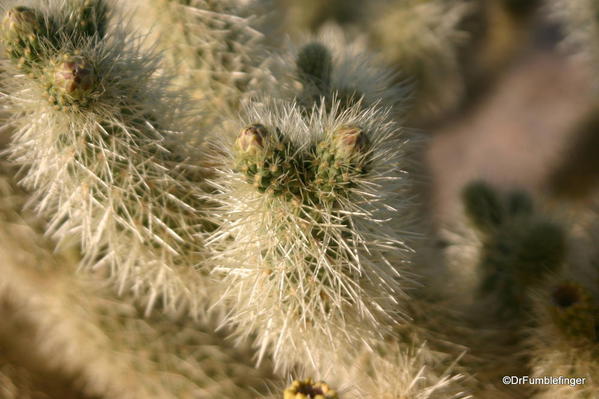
[1,0,598,398]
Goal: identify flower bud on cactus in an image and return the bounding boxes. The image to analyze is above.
[283,379,338,399]
[236,123,267,153]
[332,126,368,159]
[234,123,302,197]
[313,126,370,196]
[550,282,597,341]
[44,54,96,108]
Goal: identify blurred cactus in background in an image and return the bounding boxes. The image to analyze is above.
[0,0,598,398]
[462,181,565,314]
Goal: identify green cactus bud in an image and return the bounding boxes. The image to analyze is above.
[550,282,597,341]
[296,42,332,92]
[312,125,370,196]
[283,379,338,399]
[462,181,504,234]
[234,123,304,198]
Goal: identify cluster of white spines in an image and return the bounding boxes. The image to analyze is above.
[208,98,414,371]
[1,0,212,315]
[0,172,280,399]
[204,26,424,378]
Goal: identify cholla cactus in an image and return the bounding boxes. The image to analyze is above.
[204,23,419,374]
[271,25,405,117]
[0,163,280,399]
[1,0,214,315]
[461,181,566,314]
[208,97,415,372]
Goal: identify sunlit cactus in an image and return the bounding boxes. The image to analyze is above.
[1,0,213,316]
[0,157,284,399]
[207,97,416,373]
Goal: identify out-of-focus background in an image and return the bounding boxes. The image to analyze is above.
[265,0,599,223]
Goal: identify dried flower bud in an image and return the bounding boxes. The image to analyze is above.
[54,56,95,97]
[283,379,338,399]
[333,126,368,157]
[236,123,268,153]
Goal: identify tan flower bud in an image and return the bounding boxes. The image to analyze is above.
[54,56,95,97]
[333,126,368,157]
[236,123,268,153]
